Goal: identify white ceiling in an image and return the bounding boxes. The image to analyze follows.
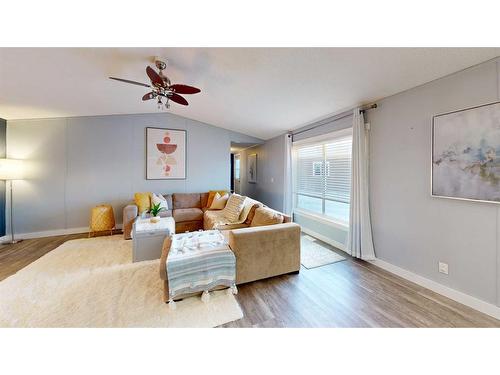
[1,48,499,139]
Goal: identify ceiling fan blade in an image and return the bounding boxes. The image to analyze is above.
[146,66,165,88]
[109,77,151,88]
[168,93,189,106]
[142,92,155,101]
[170,84,201,95]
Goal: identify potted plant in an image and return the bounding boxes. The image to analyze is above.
[149,203,165,223]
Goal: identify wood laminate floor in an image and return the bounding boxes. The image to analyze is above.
[1,232,499,328]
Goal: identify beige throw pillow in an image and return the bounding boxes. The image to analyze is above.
[210,192,229,210]
[223,194,246,222]
[250,207,284,227]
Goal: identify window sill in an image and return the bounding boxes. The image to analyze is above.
[293,209,349,231]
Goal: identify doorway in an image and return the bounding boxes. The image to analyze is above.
[230,141,260,195]
[233,154,241,194]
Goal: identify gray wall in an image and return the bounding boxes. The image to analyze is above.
[237,134,286,211]
[237,57,500,307]
[292,113,352,142]
[367,58,500,306]
[0,118,5,236]
[294,212,347,247]
[6,113,261,234]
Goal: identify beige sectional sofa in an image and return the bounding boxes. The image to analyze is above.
[123,193,210,237]
[123,192,301,287]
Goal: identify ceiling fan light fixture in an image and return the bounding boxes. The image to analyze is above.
[109,59,201,109]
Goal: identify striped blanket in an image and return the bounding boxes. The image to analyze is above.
[166,230,236,300]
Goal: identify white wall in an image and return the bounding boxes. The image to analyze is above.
[367,58,500,306]
[7,112,261,235]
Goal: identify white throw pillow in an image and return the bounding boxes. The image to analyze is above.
[223,194,246,222]
[151,193,169,211]
[210,192,229,210]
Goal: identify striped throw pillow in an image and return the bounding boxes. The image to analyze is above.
[223,194,246,222]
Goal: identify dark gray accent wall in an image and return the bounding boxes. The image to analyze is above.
[0,118,5,237]
[6,112,262,234]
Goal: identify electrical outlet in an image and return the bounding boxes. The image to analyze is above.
[438,262,449,275]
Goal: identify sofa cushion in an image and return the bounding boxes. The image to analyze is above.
[215,223,249,231]
[173,208,204,222]
[173,193,201,209]
[245,203,263,224]
[159,210,173,218]
[203,210,227,230]
[161,194,173,211]
[250,207,284,227]
[200,192,209,208]
[176,220,203,233]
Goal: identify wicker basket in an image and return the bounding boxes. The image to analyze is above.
[89,204,116,237]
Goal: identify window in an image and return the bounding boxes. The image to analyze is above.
[312,161,322,176]
[234,155,240,180]
[312,161,330,176]
[293,132,352,224]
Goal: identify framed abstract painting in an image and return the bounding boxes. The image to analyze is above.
[432,101,500,203]
[146,127,187,180]
[247,153,257,183]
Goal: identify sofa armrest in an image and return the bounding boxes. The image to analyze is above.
[159,236,172,281]
[123,204,138,240]
[228,222,301,284]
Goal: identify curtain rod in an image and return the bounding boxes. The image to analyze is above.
[291,103,377,137]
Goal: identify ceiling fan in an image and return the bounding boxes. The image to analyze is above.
[109,59,201,109]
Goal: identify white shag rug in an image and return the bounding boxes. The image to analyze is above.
[0,236,243,328]
[300,235,346,269]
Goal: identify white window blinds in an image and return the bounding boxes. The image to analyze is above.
[294,134,352,223]
[325,137,352,204]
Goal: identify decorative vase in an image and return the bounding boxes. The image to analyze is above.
[150,216,161,223]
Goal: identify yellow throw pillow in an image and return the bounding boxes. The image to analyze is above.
[207,190,228,207]
[134,192,152,214]
[210,192,229,210]
[250,207,284,227]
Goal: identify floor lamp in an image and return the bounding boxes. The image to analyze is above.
[0,158,25,245]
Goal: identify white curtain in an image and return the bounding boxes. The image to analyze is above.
[283,133,293,216]
[347,109,376,260]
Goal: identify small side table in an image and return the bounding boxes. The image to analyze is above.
[132,217,175,262]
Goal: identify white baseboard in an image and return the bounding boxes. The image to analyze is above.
[300,226,348,253]
[370,258,500,321]
[0,223,123,242]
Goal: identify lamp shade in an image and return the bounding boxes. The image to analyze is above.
[0,158,25,180]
